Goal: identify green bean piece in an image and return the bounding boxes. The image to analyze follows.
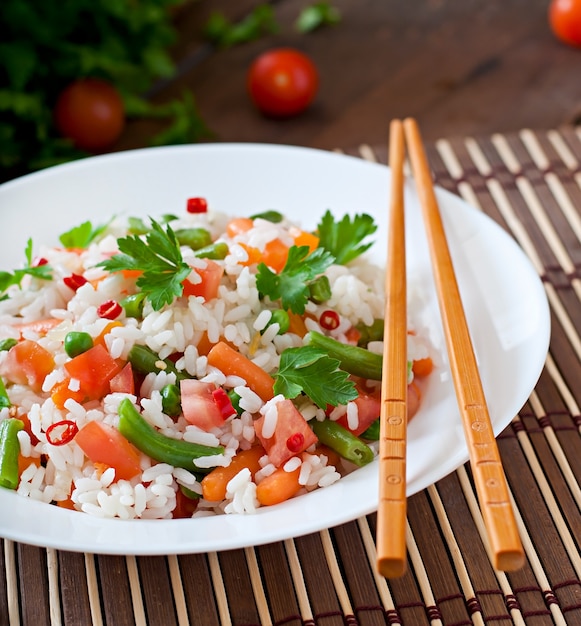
[355,319,384,347]
[263,309,290,335]
[227,389,243,415]
[0,378,11,409]
[121,292,147,319]
[117,398,223,473]
[0,338,18,352]
[0,418,24,489]
[308,275,332,304]
[360,418,380,441]
[64,331,94,358]
[311,419,374,467]
[306,331,382,380]
[127,344,190,382]
[249,210,284,223]
[179,484,201,499]
[161,383,181,417]
[194,242,229,260]
[175,228,212,250]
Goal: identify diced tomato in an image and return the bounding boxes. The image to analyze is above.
[109,362,135,395]
[254,399,318,467]
[261,238,289,273]
[75,420,142,481]
[291,228,319,253]
[173,488,199,518]
[180,379,225,431]
[0,339,55,392]
[407,381,422,420]
[337,383,381,436]
[64,344,122,401]
[182,259,224,301]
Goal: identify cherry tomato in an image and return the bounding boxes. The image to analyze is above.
[549,0,581,47]
[54,78,125,151]
[247,48,318,118]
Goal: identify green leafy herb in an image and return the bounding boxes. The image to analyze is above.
[256,245,334,314]
[0,238,52,298]
[316,210,377,265]
[97,220,191,311]
[274,345,357,408]
[296,2,341,33]
[204,5,279,48]
[59,218,112,249]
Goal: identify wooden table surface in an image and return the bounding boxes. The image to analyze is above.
[116,0,581,154]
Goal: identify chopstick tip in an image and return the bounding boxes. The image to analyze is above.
[377,557,407,579]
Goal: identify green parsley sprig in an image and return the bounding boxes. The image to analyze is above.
[0,239,52,300]
[316,210,377,265]
[274,345,357,408]
[256,245,334,315]
[97,219,191,311]
[59,218,113,249]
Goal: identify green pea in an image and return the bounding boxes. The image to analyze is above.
[161,384,181,417]
[64,331,93,358]
[308,275,332,304]
[0,339,18,352]
[121,292,146,319]
[263,309,290,335]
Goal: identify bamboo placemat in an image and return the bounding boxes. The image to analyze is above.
[2,128,581,626]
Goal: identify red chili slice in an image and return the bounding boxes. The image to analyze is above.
[212,388,237,419]
[46,420,79,446]
[286,432,305,453]
[97,300,122,320]
[63,274,88,292]
[319,310,340,330]
[186,197,208,214]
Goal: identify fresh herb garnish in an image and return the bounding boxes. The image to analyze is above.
[0,238,52,298]
[97,219,191,311]
[296,2,341,33]
[317,210,377,265]
[274,345,357,408]
[59,218,112,249]
[256,245,334,315]
[204,5,279,48]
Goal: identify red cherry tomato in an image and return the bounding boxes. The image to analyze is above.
[247,48,318,118]
[54,78,125,151]
[549,0,581,47]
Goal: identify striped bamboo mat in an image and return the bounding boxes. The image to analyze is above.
[2,128,581,626]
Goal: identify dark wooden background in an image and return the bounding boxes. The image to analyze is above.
[117,0,581,154]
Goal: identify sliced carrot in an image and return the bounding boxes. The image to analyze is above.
[17,453,41,477]
[256,465,302,506]
[238,242,262,266]
[315,444,342,469]
[201,446,266,502]
[287,311,308,338]
[292,228,319,253]
[207,341,275,402]
[412,356,434,378]
[262,238,289,273]
[121,269,143,279]
[94,321,123,347]
[407,381,422,420]
[226,217,254,238]
[56,497,77,511]
[51,378,86,409]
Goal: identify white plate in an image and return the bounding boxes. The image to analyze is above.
[0,144,549,555]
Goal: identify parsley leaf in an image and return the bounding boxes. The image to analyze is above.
[296,2,341,33]
[256,245,334,315]
[274,345,357,408]
[316,210,377,265]
[59,218,112,249]
[97,220,191,311]
[0,238,52,298]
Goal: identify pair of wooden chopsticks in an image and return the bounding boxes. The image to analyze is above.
[376,118,525,578]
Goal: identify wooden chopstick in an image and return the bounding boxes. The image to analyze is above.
[376,119,409,578]
[402,117,525,571]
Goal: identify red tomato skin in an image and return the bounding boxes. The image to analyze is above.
[549,0,581,47]
[247,48,318,118]
[64,344,122,400]
[254,399,318,467]
[180,379,225,430]
[54,78,125,151]
[0,340,55,392]
[182,260,224,301]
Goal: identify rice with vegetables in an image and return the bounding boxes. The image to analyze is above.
[0,200,432,520]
